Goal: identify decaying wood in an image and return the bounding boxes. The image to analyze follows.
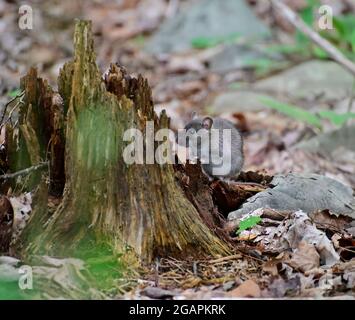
[0,162,48,181]
[175,161,230,243]
[210,180,266,216]
[0,195,13,253]
[4,68,65,195]
[175,162,272,241]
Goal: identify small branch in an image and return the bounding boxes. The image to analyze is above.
[208,254,242,264]
[165,0,180,18]
[0,162,49,180]
[0,90,25,129]
[346,79,355,117]
[271,0,355,76]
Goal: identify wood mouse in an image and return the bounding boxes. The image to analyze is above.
[180,114,244,180]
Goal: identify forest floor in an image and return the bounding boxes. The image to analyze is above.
[0,0,355,299]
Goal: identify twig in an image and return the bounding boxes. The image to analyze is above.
[208,254,242,264]
[0,90,25,127]
[271,0,355,76]
[165,0,180,18]
[338,246,355,254]
[0,161,49,180]
[346,79,355,124]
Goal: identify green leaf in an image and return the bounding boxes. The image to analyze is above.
[191,33,240,49]
[228,82,246,90]
[295,2,315,46]
[333,17,347,37]
[334,15,355,35]
[7,89,21,98]
[351,29,355,53]
[237,216,262,235]
[191,36,219,49]
[266,44,303,55]
[295,30,310,47]
[244,57,275,75]
[333,14,355,53]
[132,34,146,46]
[259,97,323,129]
[300,4,314,26]
[312,46,328,59]
[318,110,355,126]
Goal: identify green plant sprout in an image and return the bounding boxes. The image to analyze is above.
[236,216,262,235]
[259,96,323,129]
[191,32,240,49]
[260,96,355,129]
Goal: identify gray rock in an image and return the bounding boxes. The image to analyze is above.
[222,280,236,291]
[0,264,20,282]
[141,286,177,299]
[0,256,20,266]
[212,90,273,114]
[146,0,270,54]
[209,43,283,73]
[254,60,354,103]
[0,256,21,283]
[334,98,355,114]
[211,60,354,115]
[228,173,355,220]
[295,124,355,154]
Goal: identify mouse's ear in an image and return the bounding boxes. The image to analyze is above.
[191,111,198,120]
[202,117,213,129]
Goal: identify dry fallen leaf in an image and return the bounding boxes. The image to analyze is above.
[285,211,340,266]
[175,80,205,98]
[0,196,13,252]
[237,230,259,241]
[331,233,342,249]
[227,279,261,298]
[262,260,279,276]
[265,277,301,298]
[287,240,320,273]
[310,210,353,231]
[166,55,205,74]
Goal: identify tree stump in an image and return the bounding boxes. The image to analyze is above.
[14,21,230,262]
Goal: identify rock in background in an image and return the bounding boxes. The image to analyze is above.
[145,0,271,54]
